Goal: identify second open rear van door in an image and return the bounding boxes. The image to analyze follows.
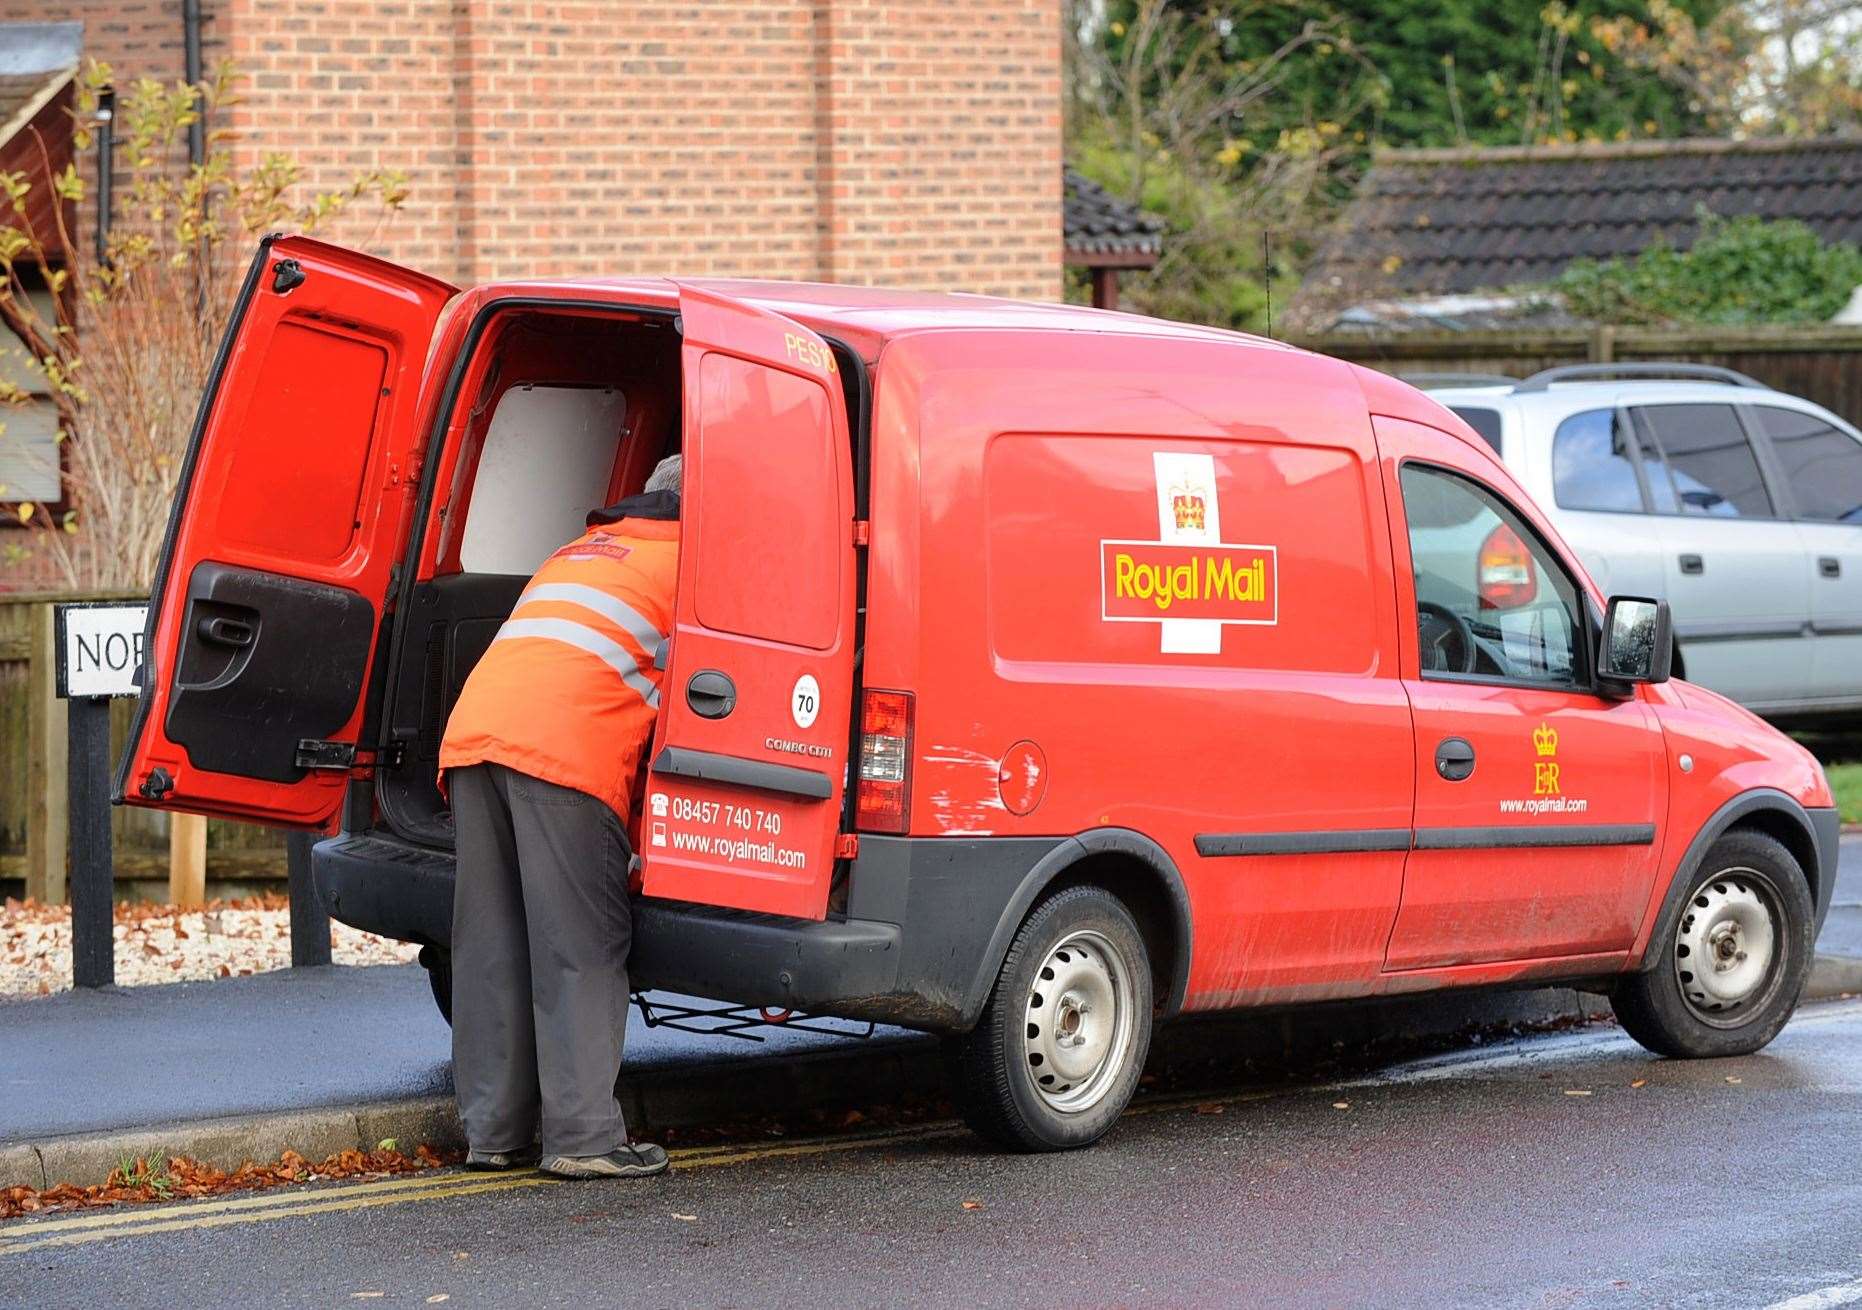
[117,236,457,827]
[635,286,858,920]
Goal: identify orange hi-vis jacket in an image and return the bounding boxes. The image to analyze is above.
[439,504,679,823]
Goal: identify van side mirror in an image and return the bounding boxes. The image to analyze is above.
[1598,595,1672,687]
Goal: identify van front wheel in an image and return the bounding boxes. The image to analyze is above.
[948,885,1153,1151]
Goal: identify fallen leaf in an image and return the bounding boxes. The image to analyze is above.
[672,1212,697,1221]
[1331,1101,1350,1110]
[1725,1076,1742,1084]
[1563,1089,1592,1097]
[1193,1101,1225,1115]
[377,1138,398,1153]
[351,1294,384,1301]
[961,1199,985,1211]
[427,1297,450,1304]
[1630,1079,1647,1088]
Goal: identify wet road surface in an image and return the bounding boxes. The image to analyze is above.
[8,998,1862,1309]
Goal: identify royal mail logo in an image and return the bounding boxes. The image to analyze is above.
[1169,481,1207,533]
[1100,541,1278,623]
[1099,451,1280,651]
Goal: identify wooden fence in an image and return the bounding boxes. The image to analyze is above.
[0,590,284,902]
[1286,324,1862,429]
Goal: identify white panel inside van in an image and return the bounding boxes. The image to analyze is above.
[460,385,626,575]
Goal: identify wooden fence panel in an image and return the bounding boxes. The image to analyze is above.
[1291,325,1862,429]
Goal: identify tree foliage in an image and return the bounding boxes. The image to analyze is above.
[1551,211,1862,324]
[0,60,406,588]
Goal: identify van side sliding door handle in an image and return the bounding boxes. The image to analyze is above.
[1819,556,1842,579]
[1435,737,1476,782]
[1678,553,1705,575]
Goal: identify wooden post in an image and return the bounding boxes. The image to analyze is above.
[26,602,68,905]
[1589,325,1617,363]
[287,831,331,967]
[67,696,114,988]
[169,811,207,908]
[1091,266,1118,311]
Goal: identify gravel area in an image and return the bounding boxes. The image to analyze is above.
[1,895,419,998]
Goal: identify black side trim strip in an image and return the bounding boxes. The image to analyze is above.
[1675,621,1807,644]
[1195,829,1411,857]
[1413,823,1655,850]
[652,746,832,800]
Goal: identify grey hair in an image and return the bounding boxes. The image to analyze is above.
[643,453,682,496]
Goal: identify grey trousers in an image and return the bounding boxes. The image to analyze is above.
[450,762,633,1157]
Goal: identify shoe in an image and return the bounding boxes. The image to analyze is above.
[540,1142,670,1179]
[465,1145,541,1171]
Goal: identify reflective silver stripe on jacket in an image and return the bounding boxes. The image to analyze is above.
[491,618,663,709]
[515,583,665,656]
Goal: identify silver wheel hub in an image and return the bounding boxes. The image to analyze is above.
[1023,930,1135,1114]
[1675,869,1777,1019]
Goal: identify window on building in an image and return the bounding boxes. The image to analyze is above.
[0,284,64,506]
[1753,405,1862,526]
[1636,404,1774,518]
[1552,408,1646,512]
[1401,463,1582,687]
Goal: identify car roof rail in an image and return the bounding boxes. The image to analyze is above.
[1511,363,1766,393]
[1399,372,1520,390]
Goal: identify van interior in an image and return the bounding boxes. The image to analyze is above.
[375,307,682,846]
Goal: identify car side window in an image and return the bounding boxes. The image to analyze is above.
[1636,403,1775,518]
[1448,407,1504,454]
[1754,405,1862,525]
[1400,464,1584,688]
[1552,408,1646,512]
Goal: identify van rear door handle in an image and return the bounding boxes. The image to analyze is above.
[685,669,736,719]
[1678,553,1705,575]
[1819,556,1842,579]
[1435,737,1476,782]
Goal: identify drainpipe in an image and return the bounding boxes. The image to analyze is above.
[183,0,205,168]
[93,86,114,265]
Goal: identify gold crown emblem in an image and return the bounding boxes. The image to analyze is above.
[1533,723,1558,757]
[1170,481,1206,532]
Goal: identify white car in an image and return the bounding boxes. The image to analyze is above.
[1421,364,1862,719]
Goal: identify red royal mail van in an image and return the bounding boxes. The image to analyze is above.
[118,236,1840,1151]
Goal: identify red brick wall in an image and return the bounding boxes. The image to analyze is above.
[10,0,1061,292]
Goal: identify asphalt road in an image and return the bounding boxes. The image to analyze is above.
[9,997,1862,1310]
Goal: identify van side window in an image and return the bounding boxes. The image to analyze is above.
[1552,408,1646,512]
[1399,464,1583,687]
[1754,405,1862,525]
[1635,403,1774,518]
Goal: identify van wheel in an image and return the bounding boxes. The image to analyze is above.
[418,945,453,1026]
[948,886,1153,1152]
[1611,830,1812,1059]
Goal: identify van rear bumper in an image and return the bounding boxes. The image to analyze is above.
[313,831,1073,1033]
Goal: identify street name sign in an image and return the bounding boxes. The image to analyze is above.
[54,601,148,700]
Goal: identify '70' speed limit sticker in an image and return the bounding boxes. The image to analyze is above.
[791,674,820,729]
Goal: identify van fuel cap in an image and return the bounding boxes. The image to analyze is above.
[998,741,1048,816]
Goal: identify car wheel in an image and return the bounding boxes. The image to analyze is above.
[418,945,453,1026]
[948,885,1153,1152]
[1612,830,1812,1059]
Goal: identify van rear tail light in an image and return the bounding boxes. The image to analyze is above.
[855,689,914,834]
[1477,523,1536,610]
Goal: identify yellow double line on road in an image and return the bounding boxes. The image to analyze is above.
[0,1086,1281,1257]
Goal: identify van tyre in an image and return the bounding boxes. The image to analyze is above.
[1612,830,1813,1059]
[419,945,454,1026]
[948,885,1153,1152]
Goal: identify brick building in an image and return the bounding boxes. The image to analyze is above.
[6,0,1061,297]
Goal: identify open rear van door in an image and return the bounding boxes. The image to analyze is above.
[636,286,858,920]
[117,235,457,827]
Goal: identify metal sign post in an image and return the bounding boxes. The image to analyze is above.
[54,601,148,989]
